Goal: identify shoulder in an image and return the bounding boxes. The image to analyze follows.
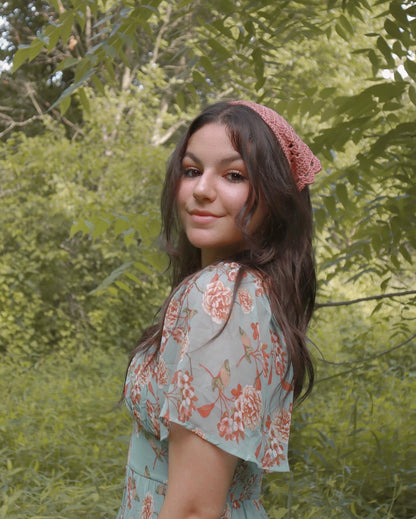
[171,261,270,325]
[189,261,264,290]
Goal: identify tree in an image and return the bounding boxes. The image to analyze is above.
[7,0,414,326]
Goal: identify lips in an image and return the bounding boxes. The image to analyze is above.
[189,210,218,217]
[188,209,220,224]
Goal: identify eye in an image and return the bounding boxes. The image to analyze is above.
[225,171,247,183]
[182,167,201,178]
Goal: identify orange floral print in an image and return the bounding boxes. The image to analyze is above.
[175,370,198,421]
[235,385,262,431]
[139,493,154,519]
[119,262,293,519]
[203,278,233,323]
[156,358,169,388]
[238,289,254,313]
[165,297,180,328]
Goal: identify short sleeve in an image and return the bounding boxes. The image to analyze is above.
[158,262,293,473]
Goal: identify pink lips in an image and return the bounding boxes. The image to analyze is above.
[188,210,220,224]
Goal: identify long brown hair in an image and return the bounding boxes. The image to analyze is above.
[129,101,316,402]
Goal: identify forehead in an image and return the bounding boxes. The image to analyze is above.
[184,123,242,160]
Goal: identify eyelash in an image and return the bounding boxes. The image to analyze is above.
[226,171,246,183]
[183,167,201,178]
[182,167,247,183]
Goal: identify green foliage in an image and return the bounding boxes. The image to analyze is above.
[0,98,170,360]
[1,1,415,517]
[0,348,128,518]
[1,312,414,518]
[262,299,415,519]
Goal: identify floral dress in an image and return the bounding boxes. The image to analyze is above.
[117,261,293,519]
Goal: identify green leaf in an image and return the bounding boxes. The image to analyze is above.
[335,23,349,42]
[70,220,90,237]
[57,57,79,72]
[336,184,349,209]
[389,1,408,26]
[324,195,337,217]
[12,46,32,72]
[59,95,71,116]
[207,38,230,60]
[77,87,90,114]
[49,69,95,111]
[376,36,395,68]
[114,280,132,293]
[29,39,44,61]
[60,12,75,45]
[399,244,412,264]
[89,262,134,294]
[409,85,416,106]
[368,49,380,76]
[339,14,354,35]
[91,75,105,95]
[384,18,402,39]
[404,58,416,80]
[200,56,215,76]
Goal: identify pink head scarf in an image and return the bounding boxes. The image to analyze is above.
[231,100,321,191]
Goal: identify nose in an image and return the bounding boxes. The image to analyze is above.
[192,171,216,202]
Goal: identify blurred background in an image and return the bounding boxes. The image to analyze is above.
[0,1,415,517]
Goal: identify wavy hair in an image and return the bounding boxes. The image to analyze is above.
[129,101,316,402]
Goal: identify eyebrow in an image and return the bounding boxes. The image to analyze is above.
[183,151,244,167]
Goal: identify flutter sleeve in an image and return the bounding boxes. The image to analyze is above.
[158,262,293,472]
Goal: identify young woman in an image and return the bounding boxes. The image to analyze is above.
[116,100,321,519]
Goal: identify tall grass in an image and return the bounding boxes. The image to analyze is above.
[1,342,414,518]
[0,349,128,519]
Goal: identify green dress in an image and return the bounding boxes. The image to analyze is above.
[117,261,293,518]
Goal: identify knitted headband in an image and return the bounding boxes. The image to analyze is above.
[231,100,321,191]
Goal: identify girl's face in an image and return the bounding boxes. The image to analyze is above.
[177,123,266,266]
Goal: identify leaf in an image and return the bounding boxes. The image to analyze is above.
[89,262,134,294]
[28,39,44,61]
[399,244,412,264]
[12,46,32,72]
[57,57,79,71]
[60,12,75,45]
[207,38,230,60]
[389,1,408,26]
[384,18,402,40]
[70,220,90,237]
[368,49,380,76]
[336,184,349,209]
[404,58,416,80]
[376,36,395,68]
[324,195,337,217]
[200,56,215,76]
[59,95,71,116]
[114,280,132,293]
[409,85,416,106]
[49,69,95,111]
[77,87,90,114]
[335,22,349,41]
[339,14,354,35]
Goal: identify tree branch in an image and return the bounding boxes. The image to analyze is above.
[315,289,416,309]
[313,332,416,384]
[0,114,43,139]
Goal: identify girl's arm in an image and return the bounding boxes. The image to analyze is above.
[159,423,238,519]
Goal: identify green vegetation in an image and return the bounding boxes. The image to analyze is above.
[1,0,414,517]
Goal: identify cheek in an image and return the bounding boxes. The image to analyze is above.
[176,181,187,209]
[227,185,251,215]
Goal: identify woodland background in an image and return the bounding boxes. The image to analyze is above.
[0,0,415,518]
